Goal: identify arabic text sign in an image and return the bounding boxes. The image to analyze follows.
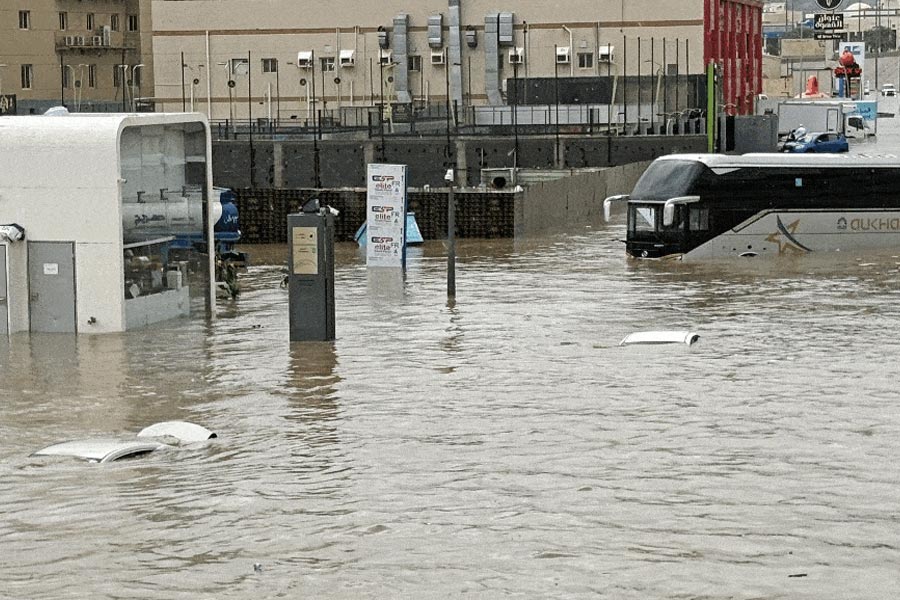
[366,164,408,269]
[814,13,843,30]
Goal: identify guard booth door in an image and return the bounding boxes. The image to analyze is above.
[28,242,76,333]
[0,245,8,336]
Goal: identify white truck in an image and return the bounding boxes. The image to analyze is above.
[757,99,871,139]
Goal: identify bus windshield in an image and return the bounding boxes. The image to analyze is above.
[631,159,704,202]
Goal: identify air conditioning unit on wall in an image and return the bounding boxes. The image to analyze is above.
[431,50,445,65]
[599,44,615,63]
[297,51,312,69]
[509,48,524,65]
[556,46,571,64]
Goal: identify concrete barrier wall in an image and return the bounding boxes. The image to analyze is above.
[515,162,650,236]
[213,135,706,190]
[234,188,518,244]
[234,160,651,243]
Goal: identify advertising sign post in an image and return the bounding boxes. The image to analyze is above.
[366,164,408,270]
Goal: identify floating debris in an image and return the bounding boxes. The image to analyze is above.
[620,331,700,347]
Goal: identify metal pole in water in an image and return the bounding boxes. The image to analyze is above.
[445,54,456,299]
[447,174,456,299]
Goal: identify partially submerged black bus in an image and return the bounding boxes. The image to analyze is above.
[604,154,900,259]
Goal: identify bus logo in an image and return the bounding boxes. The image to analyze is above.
[766,216,812,254]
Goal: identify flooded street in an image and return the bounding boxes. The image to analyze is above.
[5,119,900,598]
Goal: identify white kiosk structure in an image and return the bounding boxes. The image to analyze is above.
[0,113,216,335]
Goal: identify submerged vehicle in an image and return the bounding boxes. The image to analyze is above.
[605,153,900,260]
[781,131,849,153]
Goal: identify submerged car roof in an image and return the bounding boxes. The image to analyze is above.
[656,153,897,169]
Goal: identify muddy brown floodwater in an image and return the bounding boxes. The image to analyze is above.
[6,116,900,597]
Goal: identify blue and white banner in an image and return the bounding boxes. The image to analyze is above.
[366,164,408,269]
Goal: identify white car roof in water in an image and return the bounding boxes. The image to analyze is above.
[33,439,164,463]
[656,153,900,169]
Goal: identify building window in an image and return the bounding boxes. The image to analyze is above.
[320,57,336,72]
[229,58,249,76]
[21,65,33,89]
[86,13,95,31]
[62,65,71,88]
[113,65,123,88]
[261,58,278,73]
[577,52,594,69]
[88,64,97,88]
[408,55,422,72]
[127,14,139,32]
[110,14,120,32]
[19,10,31,30]
[59,12,68,31]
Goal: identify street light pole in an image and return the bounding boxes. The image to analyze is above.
[218,61,235,135]
[379,55,386,162]
[275,59,281,126]
[63,64,75,109]
[445,52,458,300]
[119,64,130,111]
[132,63,144,111]
[554,44,561,167]
[312,50,321,188]
[76,63,87,112]
[181,52,186,111]
[512,57,519,185]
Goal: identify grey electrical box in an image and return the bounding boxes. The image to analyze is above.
[287,202,336,342]
[465,26,478,48]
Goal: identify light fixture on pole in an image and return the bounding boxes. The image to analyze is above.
[644,59,663,133]
[217,61,236,134]
[298,69,321,188]
[131,63,145,111]
[63,64,75,109]
[118,64,131,111]
[76,63,88,112]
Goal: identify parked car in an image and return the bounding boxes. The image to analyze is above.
[781,132,849,153]
[882,84,897,97]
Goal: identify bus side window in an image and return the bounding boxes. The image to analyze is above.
[689,207,709,231]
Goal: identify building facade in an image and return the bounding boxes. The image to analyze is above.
[151,0,762,121]
[0,0,153,114]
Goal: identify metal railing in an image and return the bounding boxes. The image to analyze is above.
[211,102,706,141]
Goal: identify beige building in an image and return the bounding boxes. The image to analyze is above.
[0,0,153,114]
[151,0,714,121]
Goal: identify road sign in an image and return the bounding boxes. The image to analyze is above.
[816,0,844,9]
[814,13,844,30]
[816,32,845,40]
